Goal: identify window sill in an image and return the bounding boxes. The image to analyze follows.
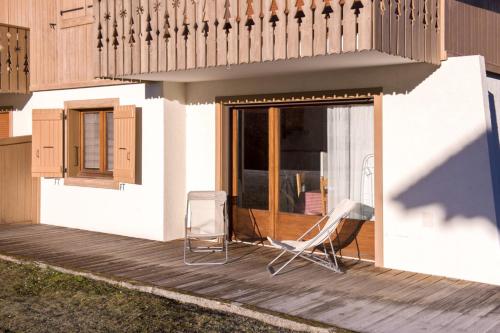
[64,177,120,190]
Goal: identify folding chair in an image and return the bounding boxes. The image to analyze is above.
[184,191,229,265]
[266,199,357,276]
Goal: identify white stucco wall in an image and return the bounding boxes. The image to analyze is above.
[183,56,500,285]
[11,84,167,241]
[6,55,499,285]
[161,101,216,241]
[383,57,500,286]
[161,83,216,241]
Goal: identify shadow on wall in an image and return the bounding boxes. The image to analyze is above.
[456,0,500,13]
[0,93,32,111]
[184,62,438,105]
[487,91,500,229]
[392,115,500,233]
[145,83,164,99]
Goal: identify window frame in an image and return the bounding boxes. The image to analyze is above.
[64,98,120,185]
[79,109,113,178]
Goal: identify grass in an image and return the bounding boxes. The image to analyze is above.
[0,259,299,333]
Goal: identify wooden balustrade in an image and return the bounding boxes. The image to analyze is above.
[95,0,442,78]
[0,24,30,94]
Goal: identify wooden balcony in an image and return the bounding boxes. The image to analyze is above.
[0,23,30,94]
[95,0,443,81]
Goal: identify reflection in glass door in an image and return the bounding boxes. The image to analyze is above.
[232,108,271,241]
[231,103,375,247]
[276,104,375,241]
[279,106,327,217]
[237,108,269,210]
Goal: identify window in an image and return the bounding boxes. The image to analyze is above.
[32,100,137,187]
[80,110,113,177]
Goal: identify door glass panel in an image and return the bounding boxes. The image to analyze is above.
[279,104,375,220]
[279,106,327,215]
[237,108,269,210]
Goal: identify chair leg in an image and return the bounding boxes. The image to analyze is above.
[330,252,340,271]
[266,250,287,274]
[224,237,229,264]
[267,250,302,276]
[327,235,341,272]
[184,237,228,265]
[183,237,188,265]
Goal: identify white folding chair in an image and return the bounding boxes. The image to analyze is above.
[267,199,357,276]
[184,191,229,265]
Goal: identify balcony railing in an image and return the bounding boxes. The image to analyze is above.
[0,24,30,94]
[95,0,442,78]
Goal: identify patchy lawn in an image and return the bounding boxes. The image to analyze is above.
[0,259,298,333]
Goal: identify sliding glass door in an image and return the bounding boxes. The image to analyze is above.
[231,103,375,249]
[276,104,375,240]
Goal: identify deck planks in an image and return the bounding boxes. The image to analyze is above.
[0,224,498,333]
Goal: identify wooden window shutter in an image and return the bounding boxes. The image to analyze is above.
[66,109,80,177]
[0,112,10,139]
[113,105,136,184]
[32,109,64,178]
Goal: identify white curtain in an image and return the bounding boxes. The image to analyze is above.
[327,104,375,219]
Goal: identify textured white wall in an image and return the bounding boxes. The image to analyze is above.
[163,83,187,241]
[7,56,499,284]
[184,56,500,285]
[383,57,500,285]
[12,84,167,241]
[162,102,216,241]
[162,83,216,241]
[185,103,216,193]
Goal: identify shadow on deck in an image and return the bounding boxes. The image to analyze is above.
[0,224,498,333]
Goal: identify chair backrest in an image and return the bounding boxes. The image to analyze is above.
[306,199,357,249]
[186,191,227,235]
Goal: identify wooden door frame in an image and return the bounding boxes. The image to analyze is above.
[215,89,384,267]
[269,107,280,239]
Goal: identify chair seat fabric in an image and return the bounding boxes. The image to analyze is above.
[267,237,310,252]
[187,227,225,238]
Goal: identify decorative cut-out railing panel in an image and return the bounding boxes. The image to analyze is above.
[95,0,442,78]
[0,24,30,94]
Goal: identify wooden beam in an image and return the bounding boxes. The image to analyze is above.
[215,102,221,191]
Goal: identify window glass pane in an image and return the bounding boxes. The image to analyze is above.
[326,104,375,220]
[237,108,269,210]
[106,112,114,171]
[83,113,100,169]
[279,104,375,220]
[279,106,327,215]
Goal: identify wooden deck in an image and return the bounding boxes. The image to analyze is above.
[0,224,499,333]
